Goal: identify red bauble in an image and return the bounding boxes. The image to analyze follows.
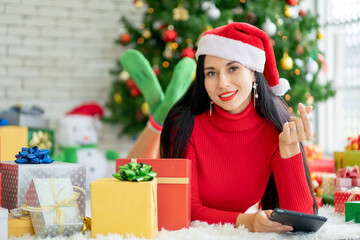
[126,79,142,97]
[181,48,196,58]
[120,33,131,44]
[162,29,178,42]
[286,0,299,6]
[299,9,307,16]
[153,66,160,76]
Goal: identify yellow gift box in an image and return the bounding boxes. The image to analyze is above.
[334,151,360,170]
[0,126,28,161]
[8,216,35,237]
[90,178,158,239]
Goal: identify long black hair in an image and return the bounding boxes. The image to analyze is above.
[160,55,317,215]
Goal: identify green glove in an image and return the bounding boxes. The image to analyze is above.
[120,49,164,113]
[152,57,196,125]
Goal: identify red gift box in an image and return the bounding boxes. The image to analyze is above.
[310,158,335,173]
[334,189,360,213]
[0,173,2,207]
[116,158,191,231]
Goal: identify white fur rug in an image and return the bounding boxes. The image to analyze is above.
[8,205,360,240]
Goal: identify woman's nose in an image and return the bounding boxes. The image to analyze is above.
[219,73,230,88]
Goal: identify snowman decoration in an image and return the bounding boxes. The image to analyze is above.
[56,103,107,190]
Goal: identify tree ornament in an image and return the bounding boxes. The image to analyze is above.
[261,18,277,37]
[204,25,213,32]
[245,12,257,24]
[296,30,302,42]
[306,58,319,74]
[299,9,307,16]
[118,70,130,82]
[162,26,178,42]
[181,47,196,58]
[286,0,299,6]
[295,58,304,67]
[317,30,325,40]
[126,79,142,97]
[153,65,160,76]
[142,29,152,39]
[141,102,149,116]
[280,52,294,70]
[165,42,178,51]
[134,0,144,9]
[305,72,313,82]
[206,6,221,20]
[120,33,131,44]
[296,44,304,55]
[173,4,190,21]
[201,1,212,11]
[163,48,174,60]
[114,93,122,104]
[284,5,299,18]
[277,17,284,26]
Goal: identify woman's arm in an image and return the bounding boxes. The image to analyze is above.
[126,126,160,158]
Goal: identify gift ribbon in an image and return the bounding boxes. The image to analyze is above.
[130,159,189,184]
[346,187,360,202]
[113,161,157,182]
[336,165,360,178]
[15,146,54,164]
[21,178,86,235]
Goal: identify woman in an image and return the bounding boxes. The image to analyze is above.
[160,22,317,233]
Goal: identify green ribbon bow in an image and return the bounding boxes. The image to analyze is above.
[113,162,157,182]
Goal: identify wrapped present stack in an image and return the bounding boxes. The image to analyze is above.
[334,187,360,213]
[91,162,158,238]
[334,134,360,170]
[0,146,87,238]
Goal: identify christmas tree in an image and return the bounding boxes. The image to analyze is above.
[104,0,335,136]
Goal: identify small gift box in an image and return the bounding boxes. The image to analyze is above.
[0,161,86,216]
[24,178,84,237]
[0,207,8,240]
[312,172,336,195]
[315,196,323,208]
[8,209,35,237]
[334,188,360,213]
[116,158,191,231]
[345,201,360,223]
[0,126,28,161]
[0,173,2,207]
[335,165,360,188]
[91,177,158,239]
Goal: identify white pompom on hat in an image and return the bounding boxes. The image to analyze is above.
[195,22,290,96]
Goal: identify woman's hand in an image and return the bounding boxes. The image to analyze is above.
[279,103,312,159]
[236,210,293,233]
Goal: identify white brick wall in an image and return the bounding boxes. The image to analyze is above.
[0,0,144,156]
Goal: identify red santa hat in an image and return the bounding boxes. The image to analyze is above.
[66,102,104,117]
[195,22,290,96]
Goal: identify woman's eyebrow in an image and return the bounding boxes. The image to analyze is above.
[204,66,215,70]
[226,61,238,66]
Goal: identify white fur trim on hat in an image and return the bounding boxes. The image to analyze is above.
[196,34,266,73]
[271,78,290,96]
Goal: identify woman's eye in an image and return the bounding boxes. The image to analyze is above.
[230,66,238,72]
[207,71,216,77]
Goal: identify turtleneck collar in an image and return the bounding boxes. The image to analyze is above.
[206,99,265,132]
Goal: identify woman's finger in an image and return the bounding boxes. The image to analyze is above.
[289,121,298,143]
[291,116,306,141]
[298,103,312,140]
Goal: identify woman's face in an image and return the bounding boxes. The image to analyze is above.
[204,55,254,114]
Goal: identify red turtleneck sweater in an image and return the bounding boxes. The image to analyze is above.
[186,101,314,225]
